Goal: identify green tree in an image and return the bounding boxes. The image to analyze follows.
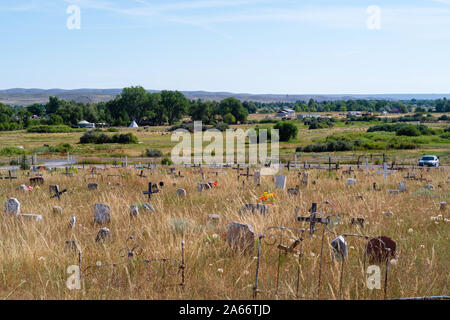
[274,121,298,141]
[161,90,189,125]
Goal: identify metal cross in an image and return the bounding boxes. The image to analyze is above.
[324,157,339,173]
[50,185,67,200]
[143,182,159,201]
[3,170,17,181]
[238,167,253,181]
[297,203,329,235]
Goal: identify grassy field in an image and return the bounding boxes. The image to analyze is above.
[0,166,448,300]
[0,118,449,165]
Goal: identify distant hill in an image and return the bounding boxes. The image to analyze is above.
[0,88,448,106]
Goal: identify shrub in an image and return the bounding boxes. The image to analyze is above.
[396,125,421,136]
[27,125,74,133]
[107,128,119,132]
[143,149,163,157]
[213,122,229,132]
[79,131,138,144]
[0,147,25,156]
[274,121,298,141]
[161,157,173,165]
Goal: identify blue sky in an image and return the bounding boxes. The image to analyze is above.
[0,0,449,94]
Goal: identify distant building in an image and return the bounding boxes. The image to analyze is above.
[77,120,95,129]
[297,113,321,120]
[275,108,296,119]
[347,111,362,117]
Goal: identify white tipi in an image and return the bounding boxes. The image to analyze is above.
[129,120,139,128]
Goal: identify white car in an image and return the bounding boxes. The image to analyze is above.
[418,155,440,167]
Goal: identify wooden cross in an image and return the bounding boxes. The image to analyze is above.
[50,185,67,200]
[297,203,329,235]
[238,167,253,181]
[143,182,159,201]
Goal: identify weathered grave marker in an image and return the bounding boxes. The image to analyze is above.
[96,227,111,242]
[53,206,62,216]
[226,222,255,252]
[94,203,111,225]
[4,198,20,217]
[275,174,287,190]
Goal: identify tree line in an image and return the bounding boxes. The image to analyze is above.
[0,87,448,131]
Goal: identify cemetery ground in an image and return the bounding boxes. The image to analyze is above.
[0,165,448,300]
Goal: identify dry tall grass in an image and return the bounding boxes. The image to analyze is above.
[0,166,448,300]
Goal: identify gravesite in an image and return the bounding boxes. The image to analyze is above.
[0,0,448,314]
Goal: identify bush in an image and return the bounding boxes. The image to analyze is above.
[212,122,229,132]
[396,125,421,136]
[300,139,354,153]
[274,121,298,141]
[27,125,74,133]
[0,147,25,156]
[107,128,119,132]
[79,131,138,144]
[161,157,173,165]
[143,149,163,157]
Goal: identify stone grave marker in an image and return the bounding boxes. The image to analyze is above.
[176,188,187,197]
[20,214,43,222]
[68,216,76,229]
[275,174,287,190]
[88,183,98,190]
[226,222,255,252]
[94,203,111,225]
[130,205,139,218]
[96,228,111,242]
[398,181,407,192]
[4,198,20,217]
[53,206,62,216]
[253,170,261,185]
[366,236,397,264]
[346,178,356,186]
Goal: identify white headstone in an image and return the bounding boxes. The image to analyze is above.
[4,198,20,216]
[275,174,287,189]
[398,181,407,192]
[176,189,187,197]
[346,178,356,186]
[94,203,111,225]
